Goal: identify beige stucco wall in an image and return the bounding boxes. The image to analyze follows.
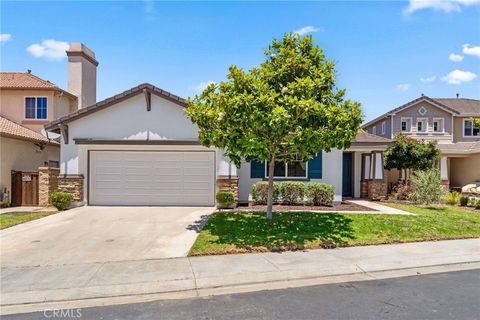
[392,101,453,142]
[54,94,76,120]
[449,154,480,187]
[0,89,76,133]
[453,117,480,143]
[68,55,96,108]
[0,137,59,202]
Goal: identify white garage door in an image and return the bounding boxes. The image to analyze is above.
[89,151,215,206]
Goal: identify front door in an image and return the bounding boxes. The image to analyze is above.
[342,153,353,197]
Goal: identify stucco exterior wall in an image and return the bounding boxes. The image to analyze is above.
[391,101,453,142]
[453,117,480,143]
[67,55,96,108]
[53,94,76,120]
[449,154,480,187]
[0,89,76,133]
[236,149,344,203]
[0,137,59,201]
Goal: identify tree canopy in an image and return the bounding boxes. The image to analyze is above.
[186,33,363,218]
[384,134,440,173]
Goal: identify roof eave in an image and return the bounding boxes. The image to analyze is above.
[45,83,187,129]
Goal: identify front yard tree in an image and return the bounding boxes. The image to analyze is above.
[384,134,440,180]
[186,34,362,219]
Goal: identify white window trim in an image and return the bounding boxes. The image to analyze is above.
[416,117,428,133]
[264,159,309,179]
[24,96,48,120]
[463,119,480,138]
[433,117,445,134]
[400,117,412,133]
[381,121,386,135]
[371,126,377,135]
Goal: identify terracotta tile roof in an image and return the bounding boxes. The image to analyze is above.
[434,98,480,115]
[0,72,59,89]
[352,129,392,145]
[45,83,187,131]
[0,72,77,99]
[0,116,54,144]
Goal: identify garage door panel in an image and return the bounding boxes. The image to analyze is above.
[90,151,215,206]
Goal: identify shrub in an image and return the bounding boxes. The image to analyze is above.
[216,191,234,208]
[251,181,280,205]
[390,181,414,201]
[49,192,73,211]
[459,196,469,207]
[445,191,460,205]
[279,181,305,205]
[476,200,480,210]
[305,182,334,206]
[410,169,444,205]
[468,197,477,207]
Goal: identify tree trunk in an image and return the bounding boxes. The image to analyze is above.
[266,154,275,220]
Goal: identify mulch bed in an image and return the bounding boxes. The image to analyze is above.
[235,201,376,212]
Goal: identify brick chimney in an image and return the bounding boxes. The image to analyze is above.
[66,43,98,109]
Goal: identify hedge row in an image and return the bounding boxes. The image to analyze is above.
[251,181,334,206]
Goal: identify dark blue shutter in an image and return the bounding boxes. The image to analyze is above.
[308,152,322,179]
[250,160,265,178]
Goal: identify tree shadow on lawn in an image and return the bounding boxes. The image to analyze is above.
[186,215,211,233]
[203,211,355,251]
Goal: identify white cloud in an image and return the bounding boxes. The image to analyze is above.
[420,76,437,83]
[404,0,480,14]
[462,44,480,57]
[449,53,464,61]
[441,69,477,84]
[0,34,11,42]
[294,26,321,36]
[397,83,411,91]
[27,39,69,61]
[193,81,215,93]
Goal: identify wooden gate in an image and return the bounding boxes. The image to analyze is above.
[11,171,39,206]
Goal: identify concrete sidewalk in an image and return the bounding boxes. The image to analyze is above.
[347,200,413,214]
[1,238,479,312]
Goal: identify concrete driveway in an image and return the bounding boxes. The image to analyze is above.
[0,206,213,267]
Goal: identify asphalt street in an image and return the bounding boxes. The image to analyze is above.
[5,269,480,320]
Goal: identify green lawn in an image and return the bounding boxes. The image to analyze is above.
[0,211,58,230]
[189,203,480,256]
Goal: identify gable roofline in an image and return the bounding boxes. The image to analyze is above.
[362,96,460,129]
[45,83,187,131]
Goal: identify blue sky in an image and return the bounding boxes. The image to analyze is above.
[1,1,479,122]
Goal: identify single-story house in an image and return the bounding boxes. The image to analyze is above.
[45,83,392,207]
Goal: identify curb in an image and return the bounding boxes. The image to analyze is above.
[2,261,479,316]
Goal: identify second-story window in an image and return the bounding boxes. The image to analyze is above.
[25,97,47,119]
[417,118,427,133]
[401,118,412,132]
[464,119,480,137]
[372,126,376,135]
[433,118,444,133]
[381,122,386,135]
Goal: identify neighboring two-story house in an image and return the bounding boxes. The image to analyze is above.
[362,95,480,189]
[0,43,98,206]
